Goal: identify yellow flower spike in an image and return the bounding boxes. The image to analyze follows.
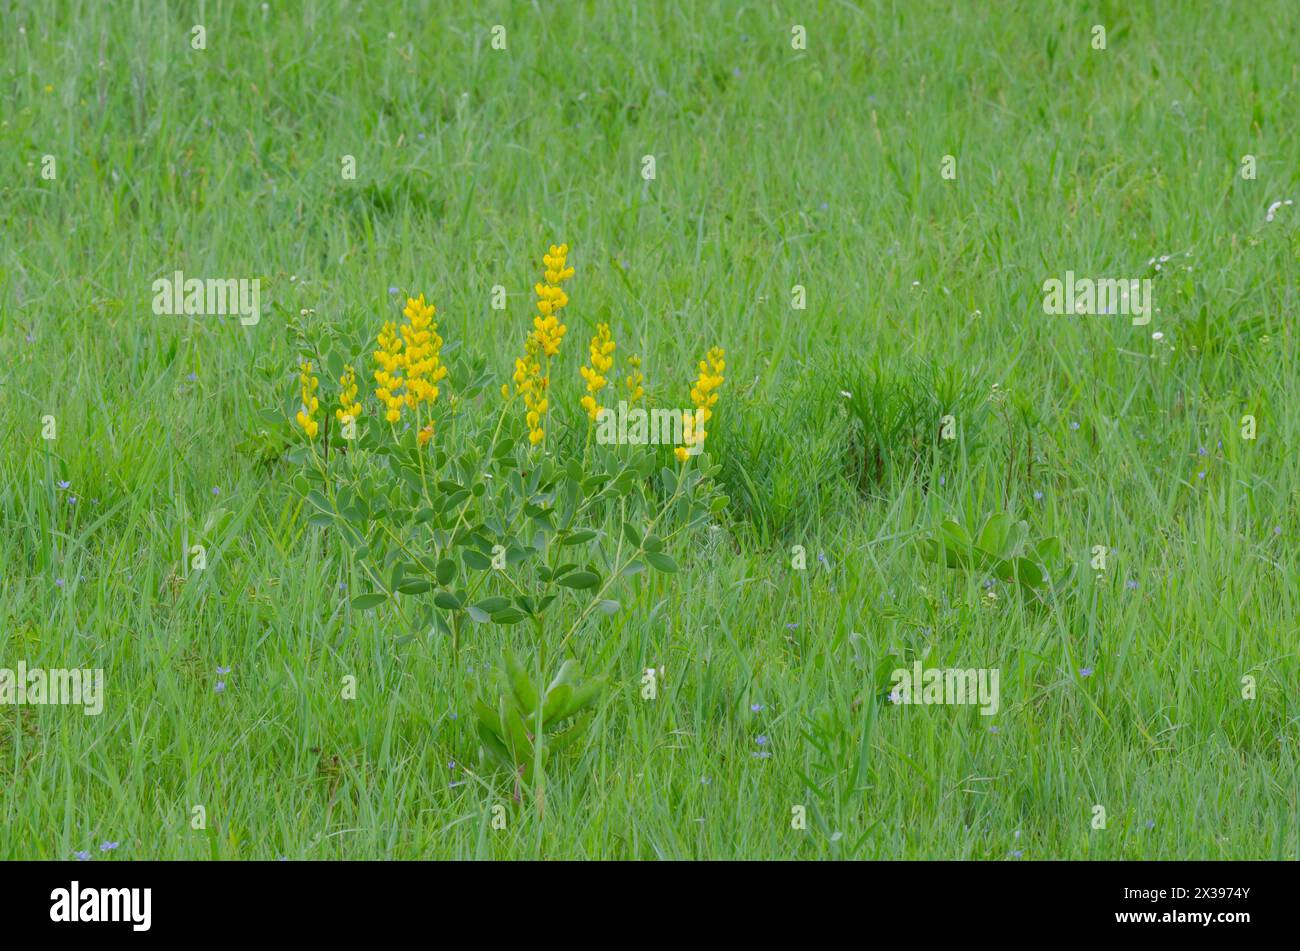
[418,422,434,447]
[678,345,726,461]
[373,320,405,426]
[295,360,321,439]
[511,242,576,446]
[373,295,449,433]
[578,323,615,421]
[335,365,362,423]
[624,353,645,404]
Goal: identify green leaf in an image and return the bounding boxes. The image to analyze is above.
[490,608,528,625]
[396,579,432,594]
[475,597,511,613]
[505,650,540,713]
[325,349,346,383]
[622,521,642,548]
[643,533,664,553]
[995,557,1045,588]
[462,548,492,571]
[556,570,600,590]
[557,675,607,720]
[541,684,573,724]
[976,513,1014,560]
[472,695,503,738]
[547,660,580,693]
[434,558,457,585]
[645,551,679,573]
[433,590,462,610]
[350,593,387,611]
[466,605,491,624]
[562,529,598,545]
[660,467,678,495]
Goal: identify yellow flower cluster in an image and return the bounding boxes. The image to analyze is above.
[531,244,573,358]
[578,323,615,420]
[400,294,448,409]
[371,294,449,435]
[512,340,548,445]
[295,360,320,438]
[624,353,645,404]
[373,321,405,423]
[675,347,725,463]
[335,365,362,424]
[508,244,575,445]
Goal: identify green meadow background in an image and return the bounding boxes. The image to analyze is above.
[1,0,1297,859]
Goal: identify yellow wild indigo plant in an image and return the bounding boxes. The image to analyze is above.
[285,240,729,798]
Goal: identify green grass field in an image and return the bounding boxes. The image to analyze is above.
[2,0,1297,860]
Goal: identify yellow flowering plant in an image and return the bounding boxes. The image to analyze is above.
[282,243,729,802]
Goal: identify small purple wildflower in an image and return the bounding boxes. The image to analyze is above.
[1010,850,1023,858]
[756,735,768,746]
[74,850,91,861]
[55,578,65,588]
[988,725,999,734]
[216,666,230,675]
[388,286,400,295]
[1070,421,1080,431]
[99,841,119,852]
[750,703,764,712]
[25,333,35,343]
[785,622,799,630]
[1197,471,1205,480]
[214,681,226,694]
[1273,526,1282,536]
[1033,490,1043,501]
[187,372,197,382]
[1126,579,1139,590]
[212,486,220,496]
[57,480,70,490]
[1079,667,1094,678]
[68,496,77,505]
